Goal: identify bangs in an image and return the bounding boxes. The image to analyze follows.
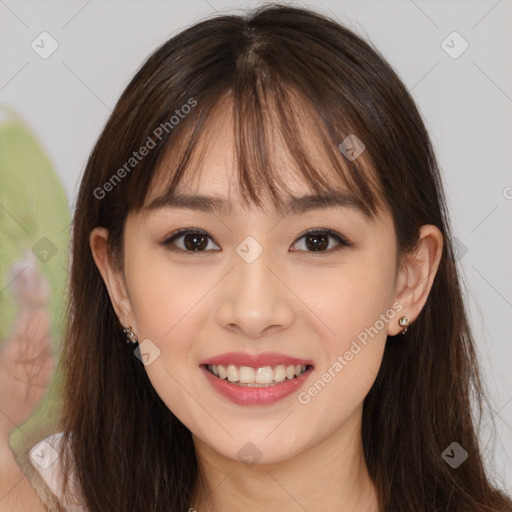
[137,80,384,218]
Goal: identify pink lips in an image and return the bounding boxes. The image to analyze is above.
[199,352,315,406]
[199,351,313,368]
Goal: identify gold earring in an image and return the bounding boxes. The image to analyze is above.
[123,325,138,344]
[398,316,409,334]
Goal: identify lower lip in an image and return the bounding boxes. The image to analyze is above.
[200,365,314,406]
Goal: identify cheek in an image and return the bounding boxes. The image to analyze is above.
[124,248,203,339]
[298,249,396,404]
[122,250,208,419]
[300,248,396,347]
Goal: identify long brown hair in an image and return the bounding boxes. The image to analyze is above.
[58,4,512,511]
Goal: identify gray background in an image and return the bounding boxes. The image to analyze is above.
[1,0,511,494]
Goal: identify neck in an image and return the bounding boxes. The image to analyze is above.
[190,406,380,512]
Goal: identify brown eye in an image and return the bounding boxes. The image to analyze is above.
[162,229,219,252]
[182,232,209,251]
[162,228,351,254]
[304,233,329,251]
[291,229,351,253]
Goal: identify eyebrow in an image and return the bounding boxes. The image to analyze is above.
[145,190,370,216]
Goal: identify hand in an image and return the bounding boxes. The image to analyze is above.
[0,252,54,443]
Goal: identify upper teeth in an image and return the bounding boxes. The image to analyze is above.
[208,364,307,385]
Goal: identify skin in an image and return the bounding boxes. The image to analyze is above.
[90,104,443,512]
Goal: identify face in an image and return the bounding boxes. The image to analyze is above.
[100,105,406,466]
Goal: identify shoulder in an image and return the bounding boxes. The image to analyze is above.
[28,432,88,512]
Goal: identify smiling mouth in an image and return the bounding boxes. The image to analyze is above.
[203,363,313,387]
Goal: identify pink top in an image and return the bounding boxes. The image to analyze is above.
[29,432,88,511]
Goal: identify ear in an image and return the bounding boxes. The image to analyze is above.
[388,224,443,336]
[89,227,135,331]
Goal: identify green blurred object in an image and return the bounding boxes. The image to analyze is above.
[0,105,70,452]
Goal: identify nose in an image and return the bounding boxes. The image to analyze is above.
[216,247,294,338]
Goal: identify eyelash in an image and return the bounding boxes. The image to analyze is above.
[160,228,352,255]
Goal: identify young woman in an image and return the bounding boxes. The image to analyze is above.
[2,3,510,511]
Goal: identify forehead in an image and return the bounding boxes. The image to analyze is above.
[145,96,364,215]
